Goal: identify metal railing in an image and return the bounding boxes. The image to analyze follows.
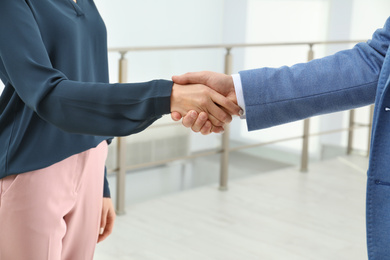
[108,40,373,214]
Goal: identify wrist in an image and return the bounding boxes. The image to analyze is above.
[170,83,179,113]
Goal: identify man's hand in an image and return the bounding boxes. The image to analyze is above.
[173,71,236,102]
[170,82,240,128]
[98,197,116,243]
[171,71,237,134]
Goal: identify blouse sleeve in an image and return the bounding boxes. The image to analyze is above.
[103,167,111,198]
[0,0,172,137]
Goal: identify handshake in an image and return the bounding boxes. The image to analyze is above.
[170,71,241,135]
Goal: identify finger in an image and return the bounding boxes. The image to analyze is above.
[182,110,198,128]
[98,226,110,243]
[171,112,182,121]
[211,92,241,116]
[200,120,212,135]
[211,126,224,134]
[98,208,116,243]
[199,122,225,135]
[206,112,226,127]
[100,208,108,233]
[98,217,114,243]
[191,112,208,132]
[206,102,232,126]
[202,88,239,123]
[172,71,209,85]
[97,210,108,243]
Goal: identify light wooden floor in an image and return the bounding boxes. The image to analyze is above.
[95,155,368,260]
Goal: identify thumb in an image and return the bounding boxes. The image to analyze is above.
[172,71,209,85]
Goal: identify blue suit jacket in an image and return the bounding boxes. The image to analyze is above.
[239,17,390,259]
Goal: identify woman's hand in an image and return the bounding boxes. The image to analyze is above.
[97,197,116,243]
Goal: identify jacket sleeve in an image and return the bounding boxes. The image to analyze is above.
[240,17,390,131]
[0,0,172,137]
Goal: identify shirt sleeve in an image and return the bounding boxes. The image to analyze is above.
[0,0,172,137]
[232,74,246,119]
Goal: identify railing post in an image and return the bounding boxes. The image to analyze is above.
[367,104,374,157]
[307,43,314,61]
[301,119,310,172]
[347,109,355,155]
[116,52,128,215]
[219,48,233,191]
[301,44,314,173]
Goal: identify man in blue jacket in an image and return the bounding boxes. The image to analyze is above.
[172,16,390,260]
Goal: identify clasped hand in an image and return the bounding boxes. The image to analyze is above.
[170,71,239,135]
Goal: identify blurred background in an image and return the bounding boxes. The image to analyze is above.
[2,0,390,259]
[93,0,389,203]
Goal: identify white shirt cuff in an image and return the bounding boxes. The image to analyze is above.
[232,73,246,119]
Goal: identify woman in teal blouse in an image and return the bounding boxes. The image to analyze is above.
[0,1,239,259]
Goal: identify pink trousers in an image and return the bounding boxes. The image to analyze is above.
[0,141,108,260]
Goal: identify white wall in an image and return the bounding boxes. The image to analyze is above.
[95,0,227,82]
